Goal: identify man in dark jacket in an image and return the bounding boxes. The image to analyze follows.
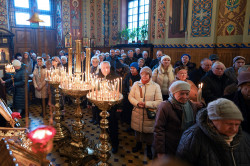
[1,60,27,116]
[133,48,142,59]
[142,51,152,67]
[189,58,212,86]
[124,50,137,66]
[122,62,141,131]
[225,71,250,134]
[201,61,233,104]
[98,61,121,154]
[105,49,119,72]
[177,98,250,166]
[150,50,163,69]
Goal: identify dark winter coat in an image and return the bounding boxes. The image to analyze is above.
[225,90,250,134]
[189,66,207,86]
[105,56,119,71]
[5,65,27,110]
[177,109,250,166]
[201,70,233,104]
[174,61,196,75]
[124,57,138,66]
[154,100,197,155]
[144,57,152,67]
[133,52,142,59]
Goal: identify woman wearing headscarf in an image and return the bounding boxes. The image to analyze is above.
[152,55,175,101]
[154,81,198,158]
[33,57,48,116]
[128,66,163,159]
[173,66,204,108]
[21,52,33,75]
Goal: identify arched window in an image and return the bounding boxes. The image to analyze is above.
[14,0,53,27]
[128,0,149,41]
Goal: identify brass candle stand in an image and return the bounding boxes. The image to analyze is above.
[59,83,92,160]
[87,93,123,166]
[46,80,69,141]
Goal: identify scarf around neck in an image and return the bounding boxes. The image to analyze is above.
[168,94,195,131]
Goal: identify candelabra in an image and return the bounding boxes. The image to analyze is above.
[58,42,95,164]
[45,67,69,141]
[87,77,123,166]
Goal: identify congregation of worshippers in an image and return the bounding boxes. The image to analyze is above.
[0,48,250,165]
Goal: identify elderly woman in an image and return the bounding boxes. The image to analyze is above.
[173,66,204,108]
[128,66,163,159]
[22,52,33,75]
[154,81,198,158]
[201,61,233,104]
[138,58,145,70]
[225,56,246,83]
[98,54,104,63]
[33,57,48,116]
[152,55,175,101]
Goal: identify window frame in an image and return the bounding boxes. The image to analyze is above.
[127,0,149,41]
[13,0,54,28]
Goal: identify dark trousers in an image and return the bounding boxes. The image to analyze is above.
[38,98,48,113]
[107,108,119,148]
[121,95,133,125]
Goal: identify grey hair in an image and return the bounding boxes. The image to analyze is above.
[91,56,100,63]
[142,51,148,56]
[212,61,226,70]
[100,61,110,68]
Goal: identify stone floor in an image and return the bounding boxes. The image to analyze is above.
[16,99,152,166]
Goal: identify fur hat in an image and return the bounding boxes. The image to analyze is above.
[140,66,152,77]
[237,71,250,86]
[207,98,243,121]
[161,55,171,62]
[12,60,21,67]
[169,80,190,94]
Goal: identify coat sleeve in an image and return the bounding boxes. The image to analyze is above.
[154,101,168,154]
[176,125,201,165]
[14,71,25,87]
[128,82,139,107]
[33,69,38,89]
[201,78,217,104]
[145,84,163,109]
[152,68,157,82]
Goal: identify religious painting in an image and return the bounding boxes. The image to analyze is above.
[83,37,89,47]
[65,33,72,48]
[90,38,95,47]
[0,48,9,65]
[2,38,7,43]
[168,0,189,38]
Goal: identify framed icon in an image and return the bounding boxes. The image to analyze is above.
[0,48,10,65]
[90,38,95,47]
[83,37,89,47]
[65,33,72,48]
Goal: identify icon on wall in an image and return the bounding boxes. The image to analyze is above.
[90,38,95,47]
[2,38,7,43]
[83,37,89,47]
[65,33,72,48]
[0,48,9,65]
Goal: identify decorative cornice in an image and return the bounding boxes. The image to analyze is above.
[154,43,250,48]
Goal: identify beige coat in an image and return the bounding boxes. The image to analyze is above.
[33,67,48,98]
[152,64,175,95]
[128,79,163,133]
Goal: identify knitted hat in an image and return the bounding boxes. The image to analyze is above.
[181,54,191,60]
[130,62,139,71]
[207,98,244,121]
[209,54,219,61]
[233,56,245,64]
[161,55,171,62]
[116,61,124,69]
[140,66,152,77]
[237,71,250,86]
[12,60,21,67]
[169,80,190,94]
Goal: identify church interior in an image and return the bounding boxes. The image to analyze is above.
[0,0,250,166]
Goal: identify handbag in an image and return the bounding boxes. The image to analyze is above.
[138,85,156,119]
[146,108,156,119]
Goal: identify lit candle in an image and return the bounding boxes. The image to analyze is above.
[197,83,203,102]
[68,48,72,76]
